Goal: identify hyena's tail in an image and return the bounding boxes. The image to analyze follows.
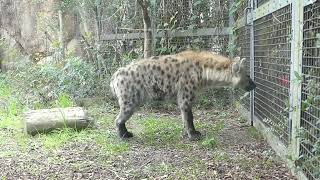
[109,77,117,97]
[109,72,118,97]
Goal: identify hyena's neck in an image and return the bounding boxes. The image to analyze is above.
[201,67,233,84]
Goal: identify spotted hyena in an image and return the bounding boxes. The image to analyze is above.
[110,50,256,140]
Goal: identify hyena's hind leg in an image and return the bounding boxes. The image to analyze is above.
[115,105,135,139]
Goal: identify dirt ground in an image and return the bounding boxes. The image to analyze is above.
[0,104,297,180]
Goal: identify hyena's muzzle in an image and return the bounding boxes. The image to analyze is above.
[245,77,256,91]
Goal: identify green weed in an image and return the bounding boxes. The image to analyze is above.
[55,93,73,108]
[247,127,263,140]
[199,120,225,149]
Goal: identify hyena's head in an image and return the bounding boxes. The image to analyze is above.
[231,57,256,91]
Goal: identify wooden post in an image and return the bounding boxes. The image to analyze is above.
[24,107,93,135]
[58,9,65,58]
[289,0,303,163]
[137,0,153,58]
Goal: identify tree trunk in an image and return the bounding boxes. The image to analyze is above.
[24,107,93,135]
[138,0,153,58]
[58,9,65,58]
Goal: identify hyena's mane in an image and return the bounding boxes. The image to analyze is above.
[176,50,234,82]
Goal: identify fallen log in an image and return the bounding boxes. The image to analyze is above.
[24,107,93,135]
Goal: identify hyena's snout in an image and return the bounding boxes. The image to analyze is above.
[245,78,256,91]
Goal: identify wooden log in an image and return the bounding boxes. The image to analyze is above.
[24,107,92,135]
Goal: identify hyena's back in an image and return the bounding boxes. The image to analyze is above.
[110,55,201,106]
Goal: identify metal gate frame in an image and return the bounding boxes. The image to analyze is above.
[236,0,317,179]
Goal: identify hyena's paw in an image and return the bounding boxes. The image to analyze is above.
[183,130,202,141]
[118,131,133,139]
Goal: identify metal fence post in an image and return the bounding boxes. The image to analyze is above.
[289,0,303,161]
[228,0,235,58]
[249,0,255,126]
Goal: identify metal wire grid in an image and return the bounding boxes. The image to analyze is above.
[156,0,229,30]
[155,35,229,54]
[256,0,270,8]
[253,5,291,145]
[300,2,320,179]
[235,26,251,109]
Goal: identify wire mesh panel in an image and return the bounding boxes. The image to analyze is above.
[235,26,251,109]
[154,0,229,55]
[253,5,291,145]
[256,0,270,8]
[300,2,320,179]
[156,0,229,29]
[155,35,229,55]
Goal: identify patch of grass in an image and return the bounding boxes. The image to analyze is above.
[0,116,23,130]
[173,159,206,179]
[39,126,129,154]
[0,150,16,158]
[247,127,263,140]
[213,151,231,162]
[47,156,63,164]
[263,158,275,168]
[235,155,254,170]
[198,120,225,149]
[0,77,29,150]
[95,133,129,155]
[201,137,218,149]
[55,93,74,108]
[238,117,248,124]
[139,115,183,146]
[145,162,174,175]
[39,128,84,150]
[0,134,6,147]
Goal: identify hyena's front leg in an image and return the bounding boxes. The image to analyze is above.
[178,88,202,141]
[180,107,202,141]
[115,107,134,139]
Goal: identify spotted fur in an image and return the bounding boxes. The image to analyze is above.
[110,50,256,140]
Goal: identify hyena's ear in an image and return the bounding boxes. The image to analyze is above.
[232,57,245,73]
[232,61,241,73]
[240,58,246,67]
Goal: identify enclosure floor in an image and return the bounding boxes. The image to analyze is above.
[0,104,297,179]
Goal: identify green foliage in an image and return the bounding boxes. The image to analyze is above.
[6,57,97,108]
[60,57,97,98]
[0,76,24,130]
[301,77,320,111]
[296,127,320,177]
